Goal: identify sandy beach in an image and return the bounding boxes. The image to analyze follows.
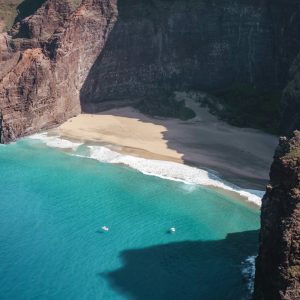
[57,104,278,190]
[58,111,183,163]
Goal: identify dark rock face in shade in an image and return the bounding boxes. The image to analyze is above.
[0,0,117,143]
[281,53,300,136]
[80,0,300,113]
[253,131,300,300]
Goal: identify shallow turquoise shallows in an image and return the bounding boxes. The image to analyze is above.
[0,140,260,300]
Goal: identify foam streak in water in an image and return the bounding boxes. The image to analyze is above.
[27,133,263,206]
[88,146,263,206]
[241,255,256,294]
[29,133,82,150]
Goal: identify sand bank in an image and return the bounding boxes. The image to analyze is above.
[56,106,278,190]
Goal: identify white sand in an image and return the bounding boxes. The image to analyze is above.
[58,112,183,163]
[57,105,278,189]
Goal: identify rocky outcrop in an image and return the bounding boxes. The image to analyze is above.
[253,131,300,300]
[0,0,117,143]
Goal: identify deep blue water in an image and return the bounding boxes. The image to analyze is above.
[0,140,259,300]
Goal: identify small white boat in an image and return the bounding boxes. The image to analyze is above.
[101,226,109,232]
[169,227,176,233]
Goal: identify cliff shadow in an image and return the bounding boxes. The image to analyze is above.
[79,0,160,112]
[79,0,279,190]
[79,0,300,113]
[82,106,276,190]
[79,0,246,113]
[101,230,259,300]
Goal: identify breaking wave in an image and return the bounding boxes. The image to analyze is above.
[28,134,264,206]
[29,133,82,150]
[87,145,263,205]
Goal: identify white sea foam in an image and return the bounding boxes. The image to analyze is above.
[180,184,198,193]
[29,133,82,150]
[88,145,263,206]
[241,255,256,294]
[28,132,263,205]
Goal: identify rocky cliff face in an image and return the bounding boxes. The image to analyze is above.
[80,0,300,113]
[281,53,300,135]
[1,0,300,142]
[0,0,117,143]
[253,131,300,300]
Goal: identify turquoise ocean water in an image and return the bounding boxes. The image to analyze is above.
[0,139,260,300]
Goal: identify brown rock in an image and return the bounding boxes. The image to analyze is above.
[1,0,300,142]
[253,131,300,300]
[0,0,118,143]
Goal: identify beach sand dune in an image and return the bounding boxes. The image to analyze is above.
[57,105,278,189]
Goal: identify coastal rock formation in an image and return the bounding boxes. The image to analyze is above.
[0,0,117,143]
[1,0,300,142]
[253,131,300,300]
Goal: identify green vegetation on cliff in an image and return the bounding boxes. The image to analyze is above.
[136,85,281,130]
[211,85,281,134]
[137,91,196,121]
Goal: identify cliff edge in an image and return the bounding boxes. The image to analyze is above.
[0,0,117,143]
[253,131,300,300]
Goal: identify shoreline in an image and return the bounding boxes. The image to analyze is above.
[27,105,278,206]
[56,106,278,190]
[29,132,264,207]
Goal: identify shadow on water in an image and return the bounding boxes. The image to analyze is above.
[101,230,259,300]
